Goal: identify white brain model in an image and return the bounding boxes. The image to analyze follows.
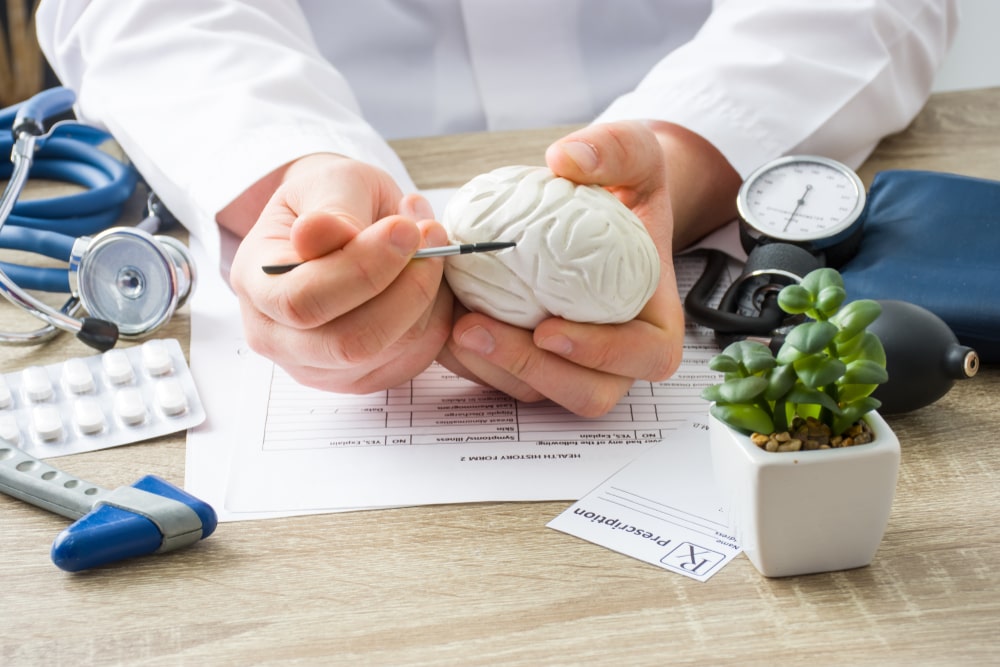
[441,165,660,329]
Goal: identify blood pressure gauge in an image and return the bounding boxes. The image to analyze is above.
[736,155,867,267]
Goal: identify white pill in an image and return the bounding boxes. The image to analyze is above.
[73,397,106,434]
[141,340,174,376]
[0,377,12,409]
[155,378,188,416]
[102,349,135,385]
[114,388,147,425]
[62,358,96,394]
[22,366,54,402]
[0,415,20,444]
[32,404,63,441]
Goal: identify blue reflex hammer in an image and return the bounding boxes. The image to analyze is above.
[0,443,217,572]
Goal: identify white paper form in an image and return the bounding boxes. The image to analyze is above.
[183,231,283,518]
[547,420,740,582]
[222,254,735,515]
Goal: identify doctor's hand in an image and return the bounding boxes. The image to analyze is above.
[437,121,714,417]
[225,153,455,393]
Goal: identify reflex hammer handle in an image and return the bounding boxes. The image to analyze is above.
[0,443,107,520]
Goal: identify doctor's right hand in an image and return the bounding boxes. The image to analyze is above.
[225,153,455,393]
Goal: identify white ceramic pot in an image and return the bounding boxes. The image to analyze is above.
[709,411,900,578]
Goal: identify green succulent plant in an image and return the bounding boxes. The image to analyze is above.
[701,267,888,437]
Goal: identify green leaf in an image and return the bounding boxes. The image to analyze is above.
[775,341,807,365]
[836,358,887,403]
[793,356,847,389]
[800,268,844,299]
[836,382,878,404]
[777,284,813,314]
[832,397,882,436]
[815,285,847,318]
[710,403,775,435]
[707,355,740,374]
[784,321,839,355]
[786,385,842,414]
[832,299,882,341]
[834,330,864,358]
[719,340,776,375]
[764,363,797,401]
[717,376,769,403]
[839,331,887,366]
[700,385,724,402]
[840,359,889,386]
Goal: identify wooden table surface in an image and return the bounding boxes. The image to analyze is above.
[2,88,999,666]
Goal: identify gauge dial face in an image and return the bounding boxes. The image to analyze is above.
[737,156,865,242]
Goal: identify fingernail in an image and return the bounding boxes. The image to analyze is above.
[536,334,573,356]
[458,325,495,355]
[390,221,421,256]
[401,194,435,220]
[562,141,599,173]
[423,222,449,248]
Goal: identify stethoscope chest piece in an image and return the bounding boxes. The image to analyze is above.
[69,228,196,338]
[0,87,198,351]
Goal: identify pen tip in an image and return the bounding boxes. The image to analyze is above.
[261,263,300,275]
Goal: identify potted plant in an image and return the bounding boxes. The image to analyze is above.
[702,267,900,578]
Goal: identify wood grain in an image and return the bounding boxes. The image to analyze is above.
[2,88,998,667]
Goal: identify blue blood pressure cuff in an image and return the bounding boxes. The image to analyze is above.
[839,169,1000,363]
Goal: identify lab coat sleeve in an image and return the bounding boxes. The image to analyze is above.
[595,0,959,177]
[34,0,416,256]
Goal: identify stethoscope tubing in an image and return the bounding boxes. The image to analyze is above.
[0,133,137,235]
[0,263,70,293]
[0,224,75,292]
[0,224,76,259]
[0,223,75,292]
[6,85,76,134]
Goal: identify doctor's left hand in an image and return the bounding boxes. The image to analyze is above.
[226,153,455,393]
[436,121,688,417]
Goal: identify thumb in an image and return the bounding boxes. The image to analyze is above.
[289,209,362,262]
[545,121,664,190]
[279,155,404,261]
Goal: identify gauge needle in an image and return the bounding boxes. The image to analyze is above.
[783,184,813,231]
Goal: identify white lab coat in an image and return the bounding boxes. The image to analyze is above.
[36,0,957,255]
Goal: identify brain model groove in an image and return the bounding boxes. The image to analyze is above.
[441,165,660,329]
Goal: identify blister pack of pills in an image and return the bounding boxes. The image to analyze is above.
[0,339,205,459]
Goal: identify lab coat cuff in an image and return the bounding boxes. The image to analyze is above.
[594,84,784,179]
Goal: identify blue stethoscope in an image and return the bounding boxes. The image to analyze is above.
[0,88,195,351]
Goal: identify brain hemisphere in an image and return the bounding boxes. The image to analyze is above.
[442,165,660,329]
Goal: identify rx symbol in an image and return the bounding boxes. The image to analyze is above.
[661,542,725,576]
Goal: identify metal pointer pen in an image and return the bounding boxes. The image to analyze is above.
[261,241,516,275]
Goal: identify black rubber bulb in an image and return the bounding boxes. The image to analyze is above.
[869,300,979,414]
